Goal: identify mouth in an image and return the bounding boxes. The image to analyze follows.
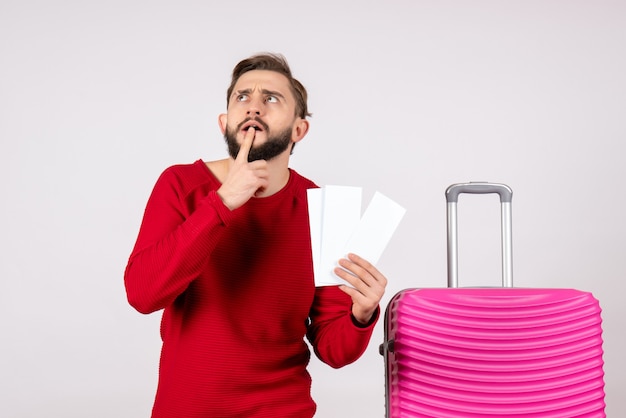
[240,118,267,133]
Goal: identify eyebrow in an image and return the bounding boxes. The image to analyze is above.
[233,88,286,100]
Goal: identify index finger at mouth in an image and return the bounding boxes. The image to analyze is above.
[237,127,256,161]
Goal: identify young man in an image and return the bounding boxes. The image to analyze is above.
[124,53,387,417]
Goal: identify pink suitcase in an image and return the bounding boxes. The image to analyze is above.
[380,183,605,417]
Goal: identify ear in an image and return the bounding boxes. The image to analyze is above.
[291,118,310,144]
[218,113,227,135]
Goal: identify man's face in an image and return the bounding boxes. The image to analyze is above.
[221,70,300,162]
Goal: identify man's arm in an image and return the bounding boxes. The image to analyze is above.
[124,170,232,314]
[125,129,269,314]
[306,285,379,369]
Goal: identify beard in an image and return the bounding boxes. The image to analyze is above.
[224,118,293,162]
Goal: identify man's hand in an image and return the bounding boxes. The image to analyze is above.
[217,127,269,210]
[334,253,387,325]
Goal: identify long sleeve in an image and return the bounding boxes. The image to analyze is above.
[124,165,234,314]
[306,286,379,369]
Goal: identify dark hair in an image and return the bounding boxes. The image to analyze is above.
[226,53,311,119]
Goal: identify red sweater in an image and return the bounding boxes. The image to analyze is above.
[124,160,378,417]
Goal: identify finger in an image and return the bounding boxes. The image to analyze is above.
[253,176,270,197]
[338,284,360,300]
[249,159,270,182]
[336,258,373,288]
[346,253,387,285]
[334,266,362,289]
[236,127,256,162]
[334,267,376,302]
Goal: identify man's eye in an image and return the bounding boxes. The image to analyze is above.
[236,94,249,102]
[266,96,278,103]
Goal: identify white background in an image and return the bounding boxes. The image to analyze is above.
[1,1,624,416]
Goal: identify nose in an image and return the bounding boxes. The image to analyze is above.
[246,95,264,117]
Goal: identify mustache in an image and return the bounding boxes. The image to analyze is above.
[236,117,269,132]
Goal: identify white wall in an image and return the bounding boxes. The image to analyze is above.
[1,1,624,416]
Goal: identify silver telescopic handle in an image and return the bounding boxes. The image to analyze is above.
[446,182,513,288]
